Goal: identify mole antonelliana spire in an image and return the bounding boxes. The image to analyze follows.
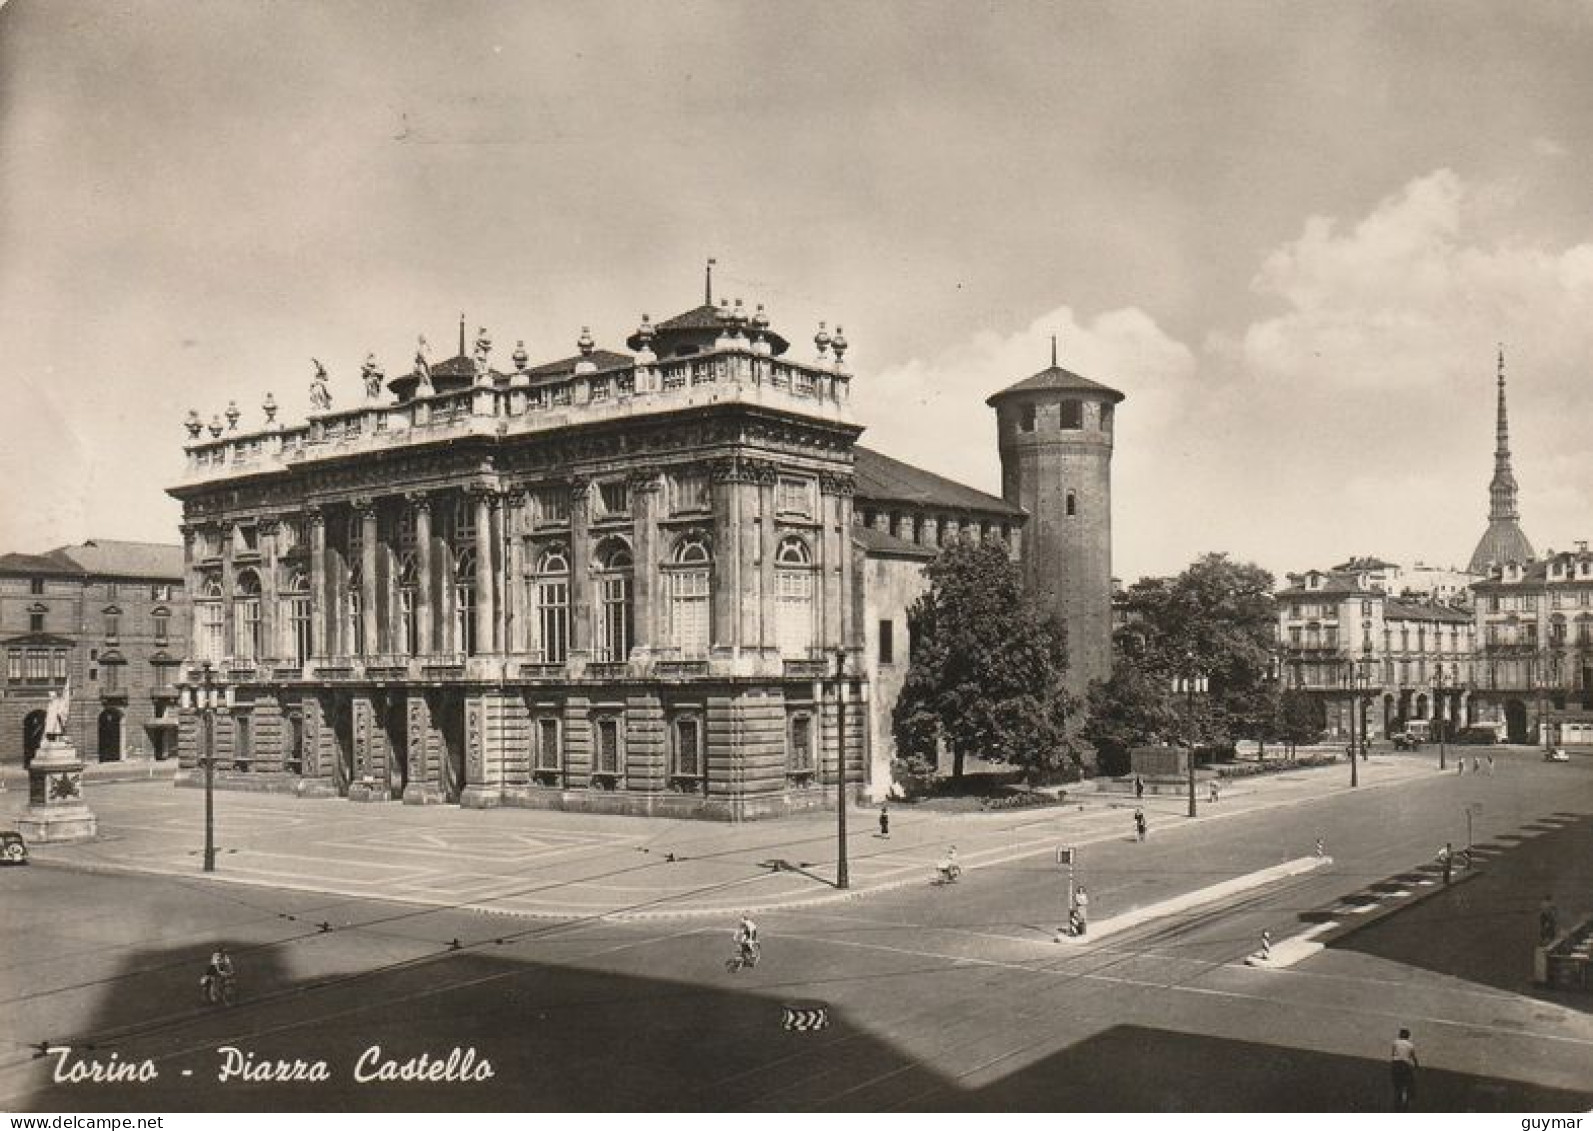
[1467,345,1535,573]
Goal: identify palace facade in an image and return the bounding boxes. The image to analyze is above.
[168,288,1083,819]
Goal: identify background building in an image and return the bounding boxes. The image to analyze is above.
[1277,562,1475,741]
[0,540,186,765]
[168,289,1089,818]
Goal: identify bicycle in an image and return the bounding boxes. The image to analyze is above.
[200,972,237,1007]
[932,861,962,886]
[725,939,760,973]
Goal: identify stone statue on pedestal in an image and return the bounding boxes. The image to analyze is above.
[44,678,71,739]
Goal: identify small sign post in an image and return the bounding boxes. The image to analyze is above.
[1057,846,1077,921]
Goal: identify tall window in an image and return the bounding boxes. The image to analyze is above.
[775,536,815,657]
[532,716,562,784]
[7,651,20,681]
[398,552,420,656]
[154,611,169,644]
[233,714,252,770]
[102,661,122,695]
[531,548,570,663]
[1059,400,1083,429]
[788,712,815,776]
[594,539,634,663]
[453,497,477,545]
[233,571,262,660]
[29,608,44,633]
[672,715,703,781]
[777,476,814,517]
[878,619,895,665]
[593,716,622,778]
[29,578,44,595]
[668,535,712,658]
[670,472,709,514]
[454,547,477,655]
[531,487,569,527]
[104,609,121,638]
[286,571,312,665]
[52,649,67,679]
[198,578,224,663]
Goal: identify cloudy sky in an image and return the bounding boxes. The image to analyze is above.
[3,1,1591,583]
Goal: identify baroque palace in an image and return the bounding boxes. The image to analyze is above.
[169,279,1121,818]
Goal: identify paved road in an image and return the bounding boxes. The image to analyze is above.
[3,748,1591,1111]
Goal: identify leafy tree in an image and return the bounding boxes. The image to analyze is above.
[893,539,1083,782]
[1279,687,1324,756]
[1113,553,1278,751]
[1083,662,1182,776]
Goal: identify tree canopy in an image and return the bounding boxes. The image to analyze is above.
[892,539,1083,782]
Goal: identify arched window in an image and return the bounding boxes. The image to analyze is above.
[668,534,712,658]
[397,553,419,657]
[530,548,570,663]
[197,577,224,663]
[775,536,815,657]
[286,571,312,665]
[594,538,634,664]
[233,571,262,660]
[455,547,477,656]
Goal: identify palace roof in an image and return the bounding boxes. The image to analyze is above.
[853,446,1024,519]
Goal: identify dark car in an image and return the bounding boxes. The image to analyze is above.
[0,830,28,865]
[1393,733,1421,751]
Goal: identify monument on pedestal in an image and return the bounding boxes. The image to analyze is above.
[16,679,98,842]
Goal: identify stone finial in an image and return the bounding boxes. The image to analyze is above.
[512,340,529,372]
[184,409,203,439]
[635,313,654,346]
[208,413,224,438]
[262,391,278,424]
[814,321,832,359]
[731,298,748,337]
[831,325,848,367]
[634,314,657,368]
[224,400,241,430]
[577,326,595,357]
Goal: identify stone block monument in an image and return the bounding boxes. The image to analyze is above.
[16,681,98,842]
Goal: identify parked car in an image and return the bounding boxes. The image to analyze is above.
[1393,732,1421,751]
[0,830,28,865]
[1544,747,1570,763]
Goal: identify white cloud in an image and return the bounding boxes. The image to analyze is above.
[1533,136,1569,158]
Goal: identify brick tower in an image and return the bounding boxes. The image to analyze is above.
[987,341,1123,691]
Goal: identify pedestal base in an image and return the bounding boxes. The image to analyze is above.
[458,785,502,809]
[20,738,98,842]
[17,805,98,843]
[347,781,393,803]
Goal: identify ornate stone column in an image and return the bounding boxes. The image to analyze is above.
[505,490,528,653]
[568,478,591,656]
[755,463,778,652]
[259,518,281,660]
[819,475,845,651]
[358,498,379,657]
[629,471,661,655]
[473,488,496,654]
[709,461,740,651]
[307,508,326,658]
[180,523,201,661]
[410,493,434,655]
[832,474,857,649]
[219,521,236,660]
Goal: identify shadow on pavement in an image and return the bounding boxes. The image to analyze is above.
[1330,814,1593,1012]
[906,1025,1593,1112]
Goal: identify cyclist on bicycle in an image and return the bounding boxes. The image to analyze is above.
[201,946,235,1002]
[936,845,961,883]
[733,915,759,964]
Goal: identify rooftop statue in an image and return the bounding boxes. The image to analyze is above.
[309,358,332,411]
[414,335,434,395]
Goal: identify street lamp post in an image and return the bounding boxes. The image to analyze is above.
[1176,657,1206,819]
[1347,659,1363,789]
[834,647,849,891]
[1434,665,1447,770]
[1536,651,1553,756]
[198,662,218,873]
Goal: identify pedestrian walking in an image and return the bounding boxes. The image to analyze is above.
[1314,836,1325,858]
[1439,842,1453,885]
[1208,779,1220,805]
[878,803,890,839]
[1133,808,1147,842]
[1540,894,1560,946]
[1486,754,1495,775]
[1072,885,1089,936]
[1390,1028,1419,1111]
[1472,756,1481,774]
[1133,774,1144,800]
[1458,758,1465,775]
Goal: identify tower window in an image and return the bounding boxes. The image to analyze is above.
[878,619,895,665]
[1059,400,1083,430]
[1018,405,1036,433]
[1066,491,1077,517]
